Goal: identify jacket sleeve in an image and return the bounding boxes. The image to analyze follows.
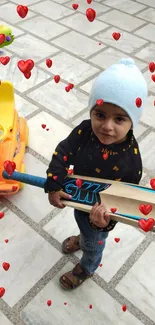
[44,121,87,193]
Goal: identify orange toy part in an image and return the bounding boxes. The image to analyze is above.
[0,80,28,195]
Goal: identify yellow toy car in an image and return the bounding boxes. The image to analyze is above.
[0,81,28,195]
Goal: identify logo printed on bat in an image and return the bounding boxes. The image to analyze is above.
[63,178,111,205]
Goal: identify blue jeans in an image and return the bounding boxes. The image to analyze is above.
[74,209,109,275]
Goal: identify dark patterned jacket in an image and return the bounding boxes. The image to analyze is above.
[44,119,142,232]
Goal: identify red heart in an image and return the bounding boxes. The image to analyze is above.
[149,62,155,73]
[68,83,74,89]
[98,240,103,245]
[112,32,121,40]
[0,34,5,45]
[47,300,52,306]
[72,4,78,9]
[103,153,108,160]
[46,58,52,68]
[53,175,58,180]
[110,208,117,213]
[114,237,120,243]
[64,302,67,305]
[2,262,10,271]
[151,74,155,82]
[96,99,103,106]
[150,178,155,190]
[65,85,70,92]
[63,156,68,161]
[0,56,10,65]
[86,8,96,22]
[0,212,4,219]
[41,124,46,129]
[12,186,18,192]
[122,304,127,312]
[87,0,92,3]
[135,97,142,108]
[46,128,49,131]
[3,160,16,176]
[76,179,83,188]
[138,218,154,232]
[24,71,31,79]
[68,168,74,175]
[17,5,28,18]
[89,304,93,309]
[17,59,34,74]
[54,75,60,83]
[0,287,5,298]
[139,204,152,215]
[4,239,9,243]
[99,263,102,267]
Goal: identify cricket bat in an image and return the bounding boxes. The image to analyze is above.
[2,170,155,230]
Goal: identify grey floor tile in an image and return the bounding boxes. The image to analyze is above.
[116,242,155,323]
[0,209,62,307]
[99,9,145,32]
[17,15,69,40]
[65,0,110,15]
[0,312,13,325]
[89,47,147,71]
[133,123,147,138]
[0,3,36,24]
[136,7,155,23]
[14,94,39,118]
[60,12,109,36]
[10,0,41,4]
[135,43,155,63]
[94,27,148,53]
[140,95,155,127]
[54,0,70,3]
[80,77,99,93]
[44,207,79,241]
[135,23,155,42]
[27,80,88,120]
[103,0,146,14]
[0,56,51,93]
[7,34,59,62]
[72,111,90,126]
[143,69,155,93]
[38,52,99,85]
[21,262,144,325]
[139,132,155,172]
[75,222,145,282]
[136,0,155,7]
[30,0,73,20]
[26,111,72,160]
[51,30,103,59]
[8,153,53,222]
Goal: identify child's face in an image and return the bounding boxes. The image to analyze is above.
[90,103,132,145]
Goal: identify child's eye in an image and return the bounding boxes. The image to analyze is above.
[96,113,105,118]
[116,117,125,123]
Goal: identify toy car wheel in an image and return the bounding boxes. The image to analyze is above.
[26,125,29,147]
[20,164,26,189]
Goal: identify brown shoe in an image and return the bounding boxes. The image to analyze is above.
[62,235,80,254]
[59,263,93,290]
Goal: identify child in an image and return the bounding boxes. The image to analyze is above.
[44,58,148,290]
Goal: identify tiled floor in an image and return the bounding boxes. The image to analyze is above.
[0,1,155,325]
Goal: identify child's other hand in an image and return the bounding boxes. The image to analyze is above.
[48,190,71,209]
[89,202,111,228]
